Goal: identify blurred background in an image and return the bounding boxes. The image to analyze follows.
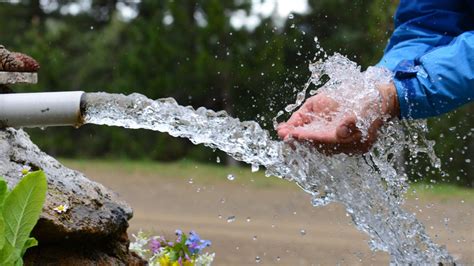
[0,0,472,187]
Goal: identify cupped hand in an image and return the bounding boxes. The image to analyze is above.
[277,83,399,155]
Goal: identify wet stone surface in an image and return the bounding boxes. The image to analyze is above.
[0,128,144,265]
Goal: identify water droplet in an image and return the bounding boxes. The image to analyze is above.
[220,198,225,204]
[276,256,281,261]
[218,214,222,219]
[300,229,306,236]
[246,217,251,222]
[465,159,471,163]
[251,164,259,172]
[227,174,235,181]
[253,235,258,241]
[227,215,236,223]
[90,25,94,30]
[216,156,221,163]
[255,256,261,263]
[188,178,193,184]
[288,13,294,19]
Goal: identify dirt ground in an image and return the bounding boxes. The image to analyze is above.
[66,161,474,265]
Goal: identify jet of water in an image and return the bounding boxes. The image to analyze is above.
[82,53,453,264]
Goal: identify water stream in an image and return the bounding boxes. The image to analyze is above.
[82,53,454,264]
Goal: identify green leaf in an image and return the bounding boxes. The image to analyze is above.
[0,217,4,250]
[180,234,187,245]
[0,176,8,209]
[0,177,8,252]
[168,249,179,262]
[3,171,47,252]
[0,241,21,266]
[21,237,38,256]
[14,258,23,266]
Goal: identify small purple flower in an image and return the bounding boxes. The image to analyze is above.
[185,231,211,255]
[149,237,161,254]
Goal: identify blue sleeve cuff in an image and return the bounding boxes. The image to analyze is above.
[393,78,411,119]
[392,60,435,119]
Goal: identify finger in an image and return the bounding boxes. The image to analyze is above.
[289,127,339,143]
[288,124,362,145]
[277,122,295,137]
[336,114,362,143]
[276,122,289,131]
[277,125,291,139]
[336,114,356,137]
[285,101,315,126]
[285,111,312,128]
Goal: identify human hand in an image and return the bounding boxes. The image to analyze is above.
[277,83,399,155]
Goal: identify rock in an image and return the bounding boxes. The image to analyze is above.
[24,232,145,266]
[0,128,145,265]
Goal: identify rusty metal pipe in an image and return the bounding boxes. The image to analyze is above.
[0,91,85,128]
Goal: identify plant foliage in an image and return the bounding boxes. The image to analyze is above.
[0,171,48,266]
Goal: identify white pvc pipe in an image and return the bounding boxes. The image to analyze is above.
[0,91,85,128]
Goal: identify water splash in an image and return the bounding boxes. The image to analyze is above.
[82,53,454,264]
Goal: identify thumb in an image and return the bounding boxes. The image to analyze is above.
[336,115,357,139]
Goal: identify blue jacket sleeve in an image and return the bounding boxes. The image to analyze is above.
[377,0,474,119]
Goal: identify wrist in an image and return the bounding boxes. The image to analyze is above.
[378,83,400,119]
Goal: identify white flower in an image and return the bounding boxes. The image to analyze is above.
[195,252,215,266]
[53,204,69,214]
[129,231,150,258]
[129,244,147,258]
[21,167,30,175]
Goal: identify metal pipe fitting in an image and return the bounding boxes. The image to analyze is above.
[0,91,85,128]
